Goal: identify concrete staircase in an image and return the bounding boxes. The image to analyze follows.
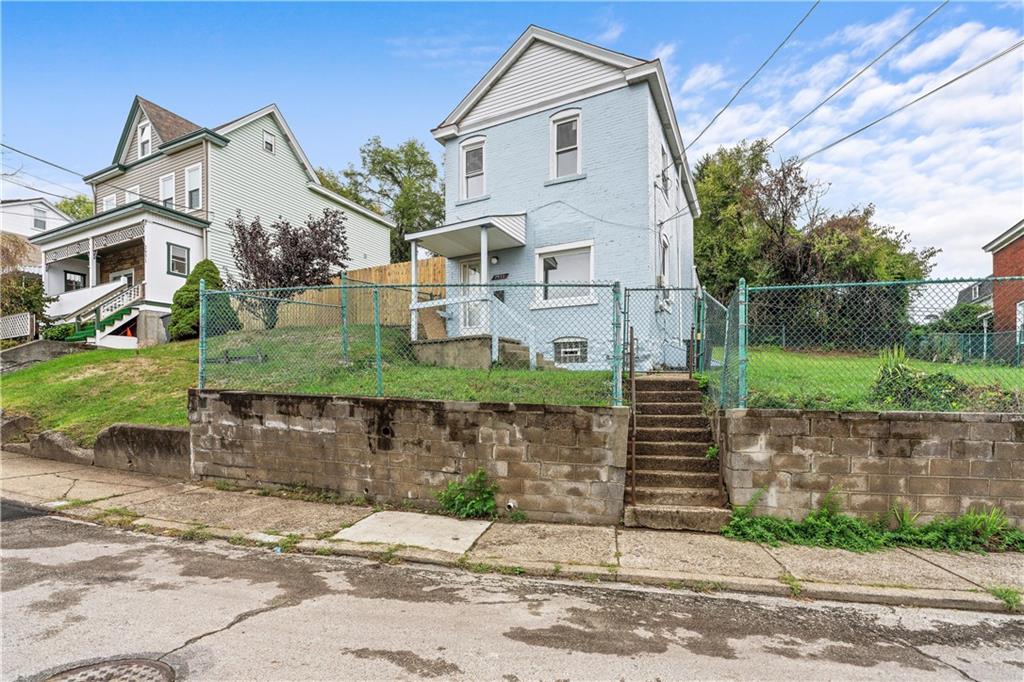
[623,374,732,532]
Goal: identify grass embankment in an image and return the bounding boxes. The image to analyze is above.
[3,325,610,446]
[747,347,1023,410]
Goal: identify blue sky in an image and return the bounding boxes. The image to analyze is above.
[3,2,1022,276]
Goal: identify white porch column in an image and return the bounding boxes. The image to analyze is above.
[40,249,49,296]
[480,226,489,283]
[88,237,96,287]
[410,240,419,342]
[480,226,496,362]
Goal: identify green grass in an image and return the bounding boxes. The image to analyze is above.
[3,325,608,446]
[747,346,1023,410]
[987,586,1021,612]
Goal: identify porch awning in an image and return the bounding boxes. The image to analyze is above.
[405,214,525,258]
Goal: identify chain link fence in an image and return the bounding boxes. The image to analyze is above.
[622,287,698,373]
[199,281,623,406]
[696,288,741,407]
[742,277,1023,412]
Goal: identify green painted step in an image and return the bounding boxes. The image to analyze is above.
[65,307,136,342]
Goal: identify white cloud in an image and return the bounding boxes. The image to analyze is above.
[827,8,915,54]
[894,22,986,71]
[681,63,727,93]
[386,33,503,72]
[592,13,624,45]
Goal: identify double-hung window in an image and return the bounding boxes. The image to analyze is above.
[185,164,202,210]
[534,240,594,306]
[33,207,46,231]
[159,173,175,209]
[64,271,86,292]
[263,130,276,154]
[461,139,485,199]
[551,110,580,178]
[167,243,189,277]
[126,185,140,203]
[101,195,116,212]
[138,123,151,158]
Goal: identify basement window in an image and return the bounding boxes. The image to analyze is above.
[554,337,588,364]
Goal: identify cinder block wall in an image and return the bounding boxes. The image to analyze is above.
[721,408,1024,527]
[189,389,629,525]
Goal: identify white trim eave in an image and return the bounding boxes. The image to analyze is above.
[306,183,397,229]
[436,25,644,132]
[405,213,526,242]
[217,104,320,185]
[625,61,701,219]
[983,218,1024,253]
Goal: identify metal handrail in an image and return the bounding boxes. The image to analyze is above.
[628,326,637,506]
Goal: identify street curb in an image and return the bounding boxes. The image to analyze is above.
[11,496,1015,615]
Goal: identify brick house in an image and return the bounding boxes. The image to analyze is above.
[982,218,1024,363]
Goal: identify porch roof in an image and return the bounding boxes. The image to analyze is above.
[405,214,526,258]
[29,200,209,246]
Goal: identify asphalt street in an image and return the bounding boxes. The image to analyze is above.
[2,500,1022,681]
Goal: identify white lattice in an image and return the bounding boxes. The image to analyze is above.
[0,312,34,340]
[44,239,89,263]
[98,282,145,318]
[93,222,145,249]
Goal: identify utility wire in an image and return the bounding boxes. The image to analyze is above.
[2,176,74,200]
[798,38,1024,162]
[687,0,821,150]
[2,165,90,197]
[770,0,949,147]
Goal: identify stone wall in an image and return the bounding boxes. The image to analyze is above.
[98,241,145,284]
[189,389,629,524]
[94,423,190,478]
[721,409,1024,527]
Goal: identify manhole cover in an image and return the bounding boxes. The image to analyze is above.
[46,658,174,682]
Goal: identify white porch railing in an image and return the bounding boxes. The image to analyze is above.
[0,312,35,340]
[97,281,145,320]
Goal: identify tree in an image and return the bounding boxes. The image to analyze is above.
[168,259,239,341]
[1,233,31,274]
[227,208,349,328]
[56,194,94,221]
[0,272,51,319]
[317,136,444,262]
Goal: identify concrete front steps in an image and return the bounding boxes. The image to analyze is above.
[624,374,732,533]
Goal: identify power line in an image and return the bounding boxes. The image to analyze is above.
[799,38,1024,162]
[687,0,821,150]
[2,176,74,200]
[770,0,949,148]
[2,165,91,197]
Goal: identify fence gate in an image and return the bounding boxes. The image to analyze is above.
[622,287,698,372]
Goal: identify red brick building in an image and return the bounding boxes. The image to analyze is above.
[982,219,1024,362]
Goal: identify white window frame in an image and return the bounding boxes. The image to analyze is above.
[138,122,151,158]
[109,268,134,286]
[159,173,175,209]
[167,243,190,277]
[971,284,980,300]
[550,109,581,179]
[185,163,203,210]
[125,185,140,203]
[262,130,276,154]
[460,136,486,200]
[101,194,117,212]
[531,239,596,309]
[33,207,46,231]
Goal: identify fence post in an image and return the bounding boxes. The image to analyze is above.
[340,271,349,362]
[611,282,623,407]
[489,293,498,365]
[198,278,206,390]
[373,286,383,397]
[738,277,749,409]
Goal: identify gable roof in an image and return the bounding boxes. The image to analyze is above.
[0,197,72,221]
[111,96,201,164]
[983,218,1024,254]
[433,25,699,218]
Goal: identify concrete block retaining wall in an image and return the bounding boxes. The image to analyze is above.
[188,389,630,525]
[721,409,1024,527]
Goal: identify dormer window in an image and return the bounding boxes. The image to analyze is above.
[263,130,275,154]
[972,284,980,300]
[551,110,581,178]
[138,122,151,158]
[461,138,485,199]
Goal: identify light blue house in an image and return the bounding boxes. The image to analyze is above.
[405,26,701,371]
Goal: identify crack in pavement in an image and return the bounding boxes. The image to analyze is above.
[158,598,302,662]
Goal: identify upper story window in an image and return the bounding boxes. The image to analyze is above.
[185,164,202,210]
[971,284,980,300]
[159,173,175,208]
[263,130,276,154]
[33,207,46,230]
[167,243,190,277]
[659,232,670,279]
[461,138,485,199]
[101,195,116,212]
[126,185,140,203]
[138,122,151,158]
[551,110,580,178]
[661,147,670,192]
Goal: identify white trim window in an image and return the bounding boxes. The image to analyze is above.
[33,207,46,231]
[138,122,152,158]
[185,163,202,210]
[263,130,276,154]
[533,240,595,307]
[971,283,980,300]
[126,185,140,203]
[461,138,485,199]
[550,110,581,178]
[101,194,116,212]
[159,173,175,209]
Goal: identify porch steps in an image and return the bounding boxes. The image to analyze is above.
[624,373,731,533]
[65,306,135,342]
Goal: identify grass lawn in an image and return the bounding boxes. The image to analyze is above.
[748,346,1023,410]
[3,326,611,446]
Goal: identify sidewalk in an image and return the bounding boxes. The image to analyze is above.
[2,449,1020,613]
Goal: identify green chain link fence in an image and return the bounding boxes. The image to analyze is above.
[199,280,623,406]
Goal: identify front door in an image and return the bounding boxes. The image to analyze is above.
[460,260,487,335]
[110,268,134,286]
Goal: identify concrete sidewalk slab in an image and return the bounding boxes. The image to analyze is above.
[91,483,204,510]
[904,549,1024,591]
[765,544,977,590]
[618,529,782,580]
[336,511,491,553]
[469,522,617,566]
[1,473,83,501]
[0,458,89,479]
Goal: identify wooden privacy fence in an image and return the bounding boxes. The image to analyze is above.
[229,258,448,330]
